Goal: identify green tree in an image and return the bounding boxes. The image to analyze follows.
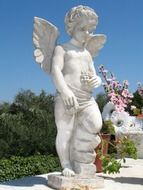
[0,102,11,114]
[132,91,143,110]
[95,93,108,113]
[0,90,57,158]
[127,90,143,115]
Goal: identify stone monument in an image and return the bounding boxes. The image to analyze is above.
[33,5,106,189]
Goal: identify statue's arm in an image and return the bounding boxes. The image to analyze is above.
[51,45,79,108]
[51,45,69,93]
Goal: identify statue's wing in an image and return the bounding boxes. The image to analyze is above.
[33,17,59,74]
[86,34,106,58]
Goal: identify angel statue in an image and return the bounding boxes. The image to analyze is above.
[33,5,106,178]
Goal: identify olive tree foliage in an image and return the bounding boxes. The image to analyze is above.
[0,90,57,158]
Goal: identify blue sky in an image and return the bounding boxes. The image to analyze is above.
[0,0,143,102]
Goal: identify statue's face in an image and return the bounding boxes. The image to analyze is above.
[72,16,97,44]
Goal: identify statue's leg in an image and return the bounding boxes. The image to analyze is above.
[81,102,103,134]
[54,95,75,176]
[70,102,102,176]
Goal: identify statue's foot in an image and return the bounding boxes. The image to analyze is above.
[62,168,75,177]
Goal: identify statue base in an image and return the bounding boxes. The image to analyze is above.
[47,174,104,189]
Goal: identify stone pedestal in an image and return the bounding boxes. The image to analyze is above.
[48,174,104,189]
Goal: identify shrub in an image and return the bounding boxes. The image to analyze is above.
[0,155,61,182]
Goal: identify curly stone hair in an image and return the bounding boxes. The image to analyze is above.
[65,5,98,36]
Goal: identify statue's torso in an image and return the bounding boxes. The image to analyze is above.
[61,43,93,90]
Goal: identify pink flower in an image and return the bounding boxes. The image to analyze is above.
[128,93,134,98]
[112,81,119,88]
[122,89,129,97]
[108,92,116,97]
[98,65,133,112]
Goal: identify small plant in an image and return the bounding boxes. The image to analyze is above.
[101,120,115,135]
[102,136,137,174]
[97,131,138,174]
[96,118,138,174]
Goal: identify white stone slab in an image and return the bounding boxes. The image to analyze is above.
[48,174,104,189]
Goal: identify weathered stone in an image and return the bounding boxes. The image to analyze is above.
[72,162,96,178]
[48,174,104,189]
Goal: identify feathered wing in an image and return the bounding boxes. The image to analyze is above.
[33,17,59,74]
[86,34,106,58]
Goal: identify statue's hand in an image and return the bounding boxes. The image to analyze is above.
[80,72,101,90]
[87,75,102,89]
[61,89,79,109]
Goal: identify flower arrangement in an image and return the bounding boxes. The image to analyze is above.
[95,65,138,174]
[98,65,133,112]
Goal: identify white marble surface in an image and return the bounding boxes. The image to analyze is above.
[33,5,106,177]
[0,158,143,190]
[52,5,106,177]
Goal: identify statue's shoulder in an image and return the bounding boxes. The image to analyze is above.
[54,43,73,58]
[54,43,73,53]
[54,45,66,55]
[61,42,73,52]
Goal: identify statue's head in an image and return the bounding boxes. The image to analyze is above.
[65,5,98,36]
